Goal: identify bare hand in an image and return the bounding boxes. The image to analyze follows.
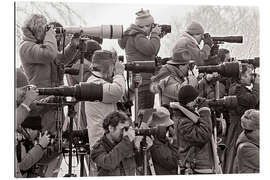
[39,130,50,148]
[23,85,38,106]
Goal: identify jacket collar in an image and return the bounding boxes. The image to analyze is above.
[182,32,199,46]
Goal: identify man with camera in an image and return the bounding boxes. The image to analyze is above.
[222,63,259,173]
[170,85,214,174]
[19,14,80,133]
[150,48,198,106]
[90,111,141,176]
[16,68,51,178]
[118,9,161,109]
[148,107,178,175]
[173,22,212,66]
[84,50,126,149]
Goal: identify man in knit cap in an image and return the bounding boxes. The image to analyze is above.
[85,49,126,149]
[118,9,162,110]
[173,21,213,66]
[170,85,214,174]
[234,109,259,173]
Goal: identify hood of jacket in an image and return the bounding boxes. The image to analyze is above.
[21,26,38,43]
[236,130,259,148]
[118,24,147,49]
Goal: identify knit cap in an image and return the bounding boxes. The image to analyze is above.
[241,109,259,130]
[92,50,116,67]
[135,9,154,26]
[178,85,199,105]
[167,48,194,65]
[186,22,204,35]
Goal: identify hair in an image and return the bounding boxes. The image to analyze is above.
[218,49,230,62]
[240,63,254,76]
[103,111,131,133]
[22,14,47,42]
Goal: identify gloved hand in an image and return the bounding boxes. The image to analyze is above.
[114,60,125,75]
[203,33,213,47]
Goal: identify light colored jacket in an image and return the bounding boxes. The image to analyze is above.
[173,32,211,66]
[85,72,125,148]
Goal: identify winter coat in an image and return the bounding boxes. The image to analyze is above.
[171,104,214,171]
[91,135,138,176]
[172,32,211,66]
[118,24,160,92]
[198,78,226,99]
[222,82,259,173]
[19,27,78,133]
[16,133,45,177]
[234,130,259,173]
[150,137,178,175]
[85,72,125,148]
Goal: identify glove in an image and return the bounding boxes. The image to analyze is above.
[203,33,213,47]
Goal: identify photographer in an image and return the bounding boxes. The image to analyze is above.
[170,85,214,174]
[150,48,198,105]
[15,68,50,177]
[91,111,141,176]
[19,14,79,133]
[222,63,259,173]
[173,22,212,66]
[85,50,126,148]
[118,9,161,109]
[148,107,178,175]
[234,109,259,173]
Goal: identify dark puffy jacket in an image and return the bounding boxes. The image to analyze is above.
[172,105,214,171]
[234,130,259,173]
[91,135,139,176]
[150,136,178,175]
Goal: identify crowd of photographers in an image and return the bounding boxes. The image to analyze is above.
[15,9,259,177]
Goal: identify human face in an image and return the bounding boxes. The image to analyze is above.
[109,121,130,143]
[241,67,253,86]
[224,53,231,62]
[26,128,39,142]
[178,64,189,76]
[193,34,204,44]
[139,24,152,35]
[186,99,197,110]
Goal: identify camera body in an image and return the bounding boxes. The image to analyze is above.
[152,24,171,36]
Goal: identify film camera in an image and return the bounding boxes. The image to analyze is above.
[198,61,241,78]
[152,24,171,37]
[45,24,123,39]
[37,82,103,101]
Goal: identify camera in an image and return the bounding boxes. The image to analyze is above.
[210,36,243,44]
[124,61,158,73]
[197,62,241,78]
[45,24,123,39]
[37,82,103,101]
[237,57,259,68]
[197,96,238,108]
[152,24,171,36]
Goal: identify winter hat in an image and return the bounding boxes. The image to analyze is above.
[135,9,154,27]
[186,22,204,35]
[148,107,174,128]
[21,116,42,130]
[16,68,29,88]
[167,48,195,65]
[22,14,47,40]
[178,85,199,105]
[84,40,102,61]
[241,109,259,131]
[92,50,116,68]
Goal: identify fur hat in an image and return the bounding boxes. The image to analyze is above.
[167,48,195,65]
[186,22,204,35]
[241,109,259,131]
[135,9,154,26]
[16,68,29,88]
[178,85,199,105]
[148,107,174,128]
